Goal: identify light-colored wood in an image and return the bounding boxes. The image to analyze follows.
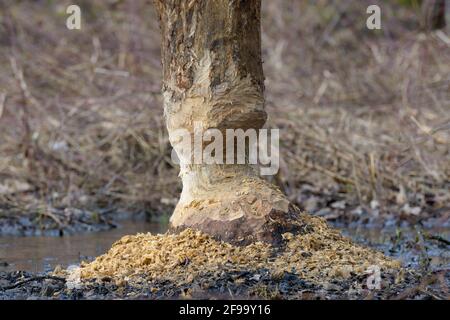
[154,0,302,244]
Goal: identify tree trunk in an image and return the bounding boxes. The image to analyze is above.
[154,0,301,245]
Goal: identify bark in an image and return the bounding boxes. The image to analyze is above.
[154,0,302,245]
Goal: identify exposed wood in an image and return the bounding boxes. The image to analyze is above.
[154,0,302,244]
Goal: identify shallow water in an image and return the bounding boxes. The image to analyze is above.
[340,227,449,271]
[0,220,166,273]
[0,221,448,273]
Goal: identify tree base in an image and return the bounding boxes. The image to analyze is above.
[169,177,307,245]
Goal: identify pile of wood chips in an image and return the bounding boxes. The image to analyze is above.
[77,214,401,287]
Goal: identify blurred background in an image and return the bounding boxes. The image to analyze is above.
[0,0,448,236]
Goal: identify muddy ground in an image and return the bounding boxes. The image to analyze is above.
[0,0,448,300]
[1,268,446,300]
[1,219,448,300]
[1,184,448,237]
[0,207,120,237]
[1,0,448,233]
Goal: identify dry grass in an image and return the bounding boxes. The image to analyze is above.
[0,0,448,225]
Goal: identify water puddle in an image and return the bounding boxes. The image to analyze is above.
[0,220,166,273]
[341,227,449,271]
[0,221,448,273]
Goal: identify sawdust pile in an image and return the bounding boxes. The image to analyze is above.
[78,214,401,286]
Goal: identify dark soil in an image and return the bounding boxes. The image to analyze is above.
[1,222,448,300]
[0,208,119,237]
[293,184,450,230]
[0,267,447,300]
[1,191,447,237]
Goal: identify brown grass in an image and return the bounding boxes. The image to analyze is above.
[0,0,448,225]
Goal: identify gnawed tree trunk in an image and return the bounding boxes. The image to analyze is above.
[154,0,302,245]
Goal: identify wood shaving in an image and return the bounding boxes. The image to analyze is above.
[78,214,401,286]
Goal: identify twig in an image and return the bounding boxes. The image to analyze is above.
[0,92,5,119]
[39,207,65,228]
[1,276,66,291]
[287,151,356,186]
[418,288,446,300]
[9,56,39,108]
[424,233,450,246]
[391,271,447,300]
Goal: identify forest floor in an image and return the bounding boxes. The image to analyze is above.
[0,0,448,234]
[0,0,449,300]
[1,218,448,300]
[0,268,447,300]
